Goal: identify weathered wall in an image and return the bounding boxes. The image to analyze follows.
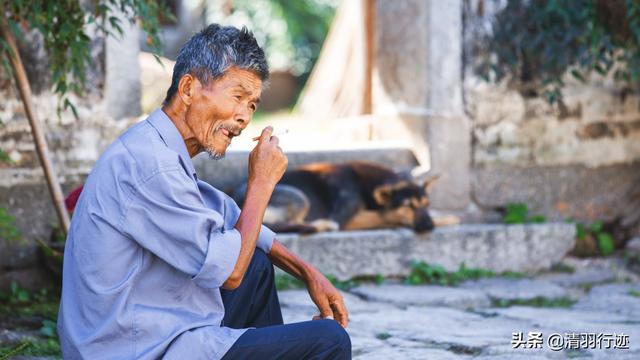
[463,0,640,232]
[0,25,141,289]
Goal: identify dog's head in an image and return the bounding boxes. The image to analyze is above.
[372,176,439,232]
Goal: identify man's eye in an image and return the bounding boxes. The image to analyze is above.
[233,95,242,100]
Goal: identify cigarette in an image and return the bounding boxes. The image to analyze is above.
[252,128,289,141]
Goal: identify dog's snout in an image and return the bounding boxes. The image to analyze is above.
[414,211,434,232]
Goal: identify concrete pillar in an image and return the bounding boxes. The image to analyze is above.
[373,0,470,211]
[105,11,142,120]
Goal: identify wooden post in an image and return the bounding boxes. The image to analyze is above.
[362,0,375,138]
[1,21,71,236]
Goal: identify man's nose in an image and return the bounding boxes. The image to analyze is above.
[235,108,251,128]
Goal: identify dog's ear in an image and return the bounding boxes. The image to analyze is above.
[373,184,394,206]
[423,174,441,193]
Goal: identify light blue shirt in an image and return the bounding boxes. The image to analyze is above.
[58,109,275,359]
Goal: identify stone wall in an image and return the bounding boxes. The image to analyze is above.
[0,23,142,290]
[462,0,640,233]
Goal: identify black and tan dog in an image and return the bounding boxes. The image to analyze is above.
[231,161,438,233]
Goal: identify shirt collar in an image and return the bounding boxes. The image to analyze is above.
[147,108,197,177]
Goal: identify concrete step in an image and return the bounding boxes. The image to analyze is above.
[277,223,576,280]
[193,145,419,192]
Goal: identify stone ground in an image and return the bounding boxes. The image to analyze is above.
[279,256,640,359]
[2,256,639,359]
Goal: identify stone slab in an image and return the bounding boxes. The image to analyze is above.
[410,223,576,273]
[350,284,491,309]
[277,229,410,280]
[459,278,571,301]
[472,162,640,223]
[277,223,576,280]
[573,283,640,318]
[538,267,616,288]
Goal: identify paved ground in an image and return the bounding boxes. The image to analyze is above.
[280,256,640,359]
[3,256,639,359]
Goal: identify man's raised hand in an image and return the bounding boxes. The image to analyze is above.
[248,126,288,189]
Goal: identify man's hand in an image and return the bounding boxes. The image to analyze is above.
[306,268,349,328]
[248,126,288,189]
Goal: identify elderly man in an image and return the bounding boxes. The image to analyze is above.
[58,24,350,359]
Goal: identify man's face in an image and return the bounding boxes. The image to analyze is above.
[185,67,262,158]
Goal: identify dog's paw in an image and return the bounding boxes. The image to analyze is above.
[309,219,340,232]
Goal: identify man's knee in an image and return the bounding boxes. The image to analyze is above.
[315,320,351,358]
[249,248,273,274]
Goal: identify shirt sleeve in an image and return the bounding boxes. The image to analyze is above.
[120,168,241,289]
[221,192,275,253]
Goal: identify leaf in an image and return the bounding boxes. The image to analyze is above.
[529,215,547,223]
[589,220,603,233]
[570,69,586,82]
[504,203,529,224]
[576,223,587,240]
[17,289,30,302]
[40,319,57,338]
[0,148,13,164]
[597,232,615,256]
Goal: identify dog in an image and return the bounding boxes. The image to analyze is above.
[230,161,439,233]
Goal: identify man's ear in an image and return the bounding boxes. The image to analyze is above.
[177,74,196,106]
[423,174,441,193]
[373,184,394,207]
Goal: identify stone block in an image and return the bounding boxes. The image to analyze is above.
[0,241,38,270]
[472,162,640,223]
[351,284,491,309]
[459,278,570,301]
[277,223,576,280]
[0,268,51,291]
[410,223,576,273]
[277,230,410,281]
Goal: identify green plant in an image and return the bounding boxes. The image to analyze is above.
[1,281,30,304]
[503,203,546,224]
[0,207,21,242]
[491,296,576,308]
[576,220,616,256]
[325,275,360,291]
[375,332,392,340]
[478,0,640,103]
[0,283,59,320]
[0,339,61,358]
[40,319,57,338]
[276,273,385,291]
[207,0,337,81]
[275,273,305,290]
[0,342,30,360]
[628,289,640,297]
[2,0,173,116]
[405,261,525,286]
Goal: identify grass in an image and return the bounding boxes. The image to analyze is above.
[275,273,385,291]
[405,261,525,286]
[0,339,61,359]
[629,290,640,298]
[491,296,576,308]
[0,284,59,320]
[0,282,61,359]
[275,273,306,290]
[375,332,392,340]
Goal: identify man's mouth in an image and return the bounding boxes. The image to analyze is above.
[217,125,241,143]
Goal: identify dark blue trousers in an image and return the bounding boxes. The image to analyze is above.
[220,249,351,359]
